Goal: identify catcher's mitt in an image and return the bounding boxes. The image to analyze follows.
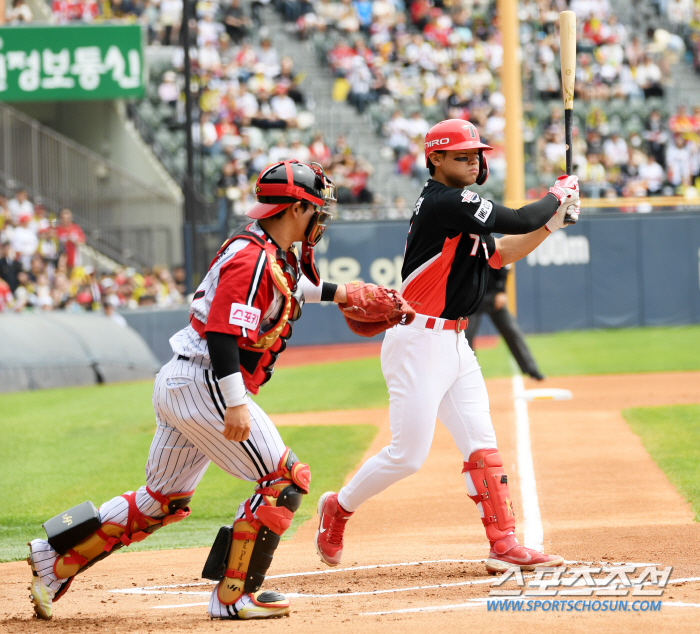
[339,281,416,337]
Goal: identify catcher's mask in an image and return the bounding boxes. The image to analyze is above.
[247,160,336,247]
[424,119,492,185]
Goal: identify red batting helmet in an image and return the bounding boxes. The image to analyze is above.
[424,119,492,185]
[247,160,336,219]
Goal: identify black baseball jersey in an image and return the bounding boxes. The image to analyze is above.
[400,179,501,320]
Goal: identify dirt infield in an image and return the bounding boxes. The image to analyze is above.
[2,371,700,633]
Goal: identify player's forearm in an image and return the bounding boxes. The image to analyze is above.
[206,331,247,408]
[495,228,549,266]
[298,275,345,304]
[491,194,559,235]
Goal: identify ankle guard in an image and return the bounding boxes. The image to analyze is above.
[462,449,515,544]
[51,488,192,580]
[211,448,309,606]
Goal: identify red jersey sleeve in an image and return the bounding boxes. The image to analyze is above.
[205,243,274,342]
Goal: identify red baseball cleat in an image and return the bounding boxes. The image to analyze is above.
[315,492,353,567]
[485,535,564,574]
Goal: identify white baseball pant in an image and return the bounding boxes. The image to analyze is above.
[31,356,287,616]
[338,320,498,512]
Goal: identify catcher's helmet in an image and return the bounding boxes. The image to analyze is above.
[247,160,335,219]
[424,119,492,185]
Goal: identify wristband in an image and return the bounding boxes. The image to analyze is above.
[217,372,247,408]
[320,281,338,302]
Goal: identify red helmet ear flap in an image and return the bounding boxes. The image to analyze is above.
[476,151,489,186]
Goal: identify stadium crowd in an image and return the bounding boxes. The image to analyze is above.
[123,0,382,205]
[6,0,700,205]
[0,190,186,314]
[286,0,699,199]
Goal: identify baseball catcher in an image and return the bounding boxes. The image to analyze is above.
[26,160,412,621]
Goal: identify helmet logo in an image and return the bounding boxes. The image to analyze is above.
[462,124,476,139]
[426,137,450,148]
[255,186,261,193]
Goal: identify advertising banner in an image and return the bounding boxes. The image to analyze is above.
[0,24,144,102]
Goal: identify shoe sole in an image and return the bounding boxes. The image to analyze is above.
[238,606,291,619]
[27,544,53,620]
[315,492,340,567]
[485,555,565,575]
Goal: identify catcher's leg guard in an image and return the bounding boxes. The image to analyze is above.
[210,448,310,609]
[51,487,192,580]
[462,449,515,549]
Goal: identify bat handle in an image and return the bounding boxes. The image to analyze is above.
[563,108,576,225]
[564,108,573,175]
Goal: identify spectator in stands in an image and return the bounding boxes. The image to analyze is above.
[56,208,85,270]
[8,189,33,224]
[270,84,298,126]
[158,71,180,106]
[0,239,22,293]
[603,131,630,166]
[172,265,187,296]
[643,108,669,167]
[159,0,182,45]
[11,214,38,271]
[224,0,250,44]
[104,302,128,327]
[535,61,560,101]
[638,154,666,195]
[636,54,664,98]
[6,0,33,23]
[669,104,694,135]
[0,277,12,312]
[666,134,693,188]
[581,152,608,198]
[308,131,332,167]
[109,0,141,20]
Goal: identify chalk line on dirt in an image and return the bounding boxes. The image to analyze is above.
[512,374,544,552]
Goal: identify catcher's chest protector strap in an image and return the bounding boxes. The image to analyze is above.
[462,449,515,544]
[52,489,192,580]
[213,447,309,605]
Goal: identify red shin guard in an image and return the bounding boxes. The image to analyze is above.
[462,449,516,548]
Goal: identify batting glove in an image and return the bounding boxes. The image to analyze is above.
[548,174,579,206]
[546,200,581,233]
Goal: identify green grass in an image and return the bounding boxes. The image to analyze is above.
[0,382,376,561]
[623,405,700,521]
[472,325,700,379]
[2,324,699,561]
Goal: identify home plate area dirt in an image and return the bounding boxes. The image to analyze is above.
[2,372,700,633]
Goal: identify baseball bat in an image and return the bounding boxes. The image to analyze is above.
[560,10,577,224]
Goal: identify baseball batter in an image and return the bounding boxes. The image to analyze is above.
[26,161,410,621]
[316,120,580,574]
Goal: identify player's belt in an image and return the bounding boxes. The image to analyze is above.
[411,314,469,333]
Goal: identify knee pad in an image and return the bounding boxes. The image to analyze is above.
[208,447,310,606]
[462,449,515,544]
[51,488,192,580]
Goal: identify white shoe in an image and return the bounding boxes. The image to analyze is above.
[209,590,290,620]
[28,544,57,620]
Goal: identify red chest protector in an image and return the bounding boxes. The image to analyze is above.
[208,224,302,394]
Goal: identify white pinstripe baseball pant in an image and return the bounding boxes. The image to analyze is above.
[31,356,288,615]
